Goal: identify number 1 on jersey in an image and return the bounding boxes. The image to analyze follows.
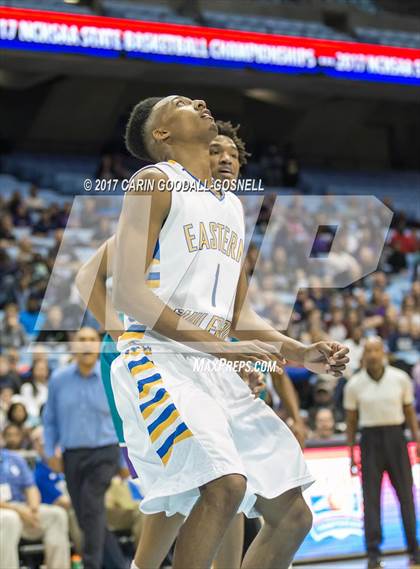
[211,264,220,307]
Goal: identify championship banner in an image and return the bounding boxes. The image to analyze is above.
[1,7,420,84]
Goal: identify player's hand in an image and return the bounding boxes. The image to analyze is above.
[303,341,349,377]
[48,456,64,473]
[290,419,307,450]
[241,368,266,398]
[217,340,286,375]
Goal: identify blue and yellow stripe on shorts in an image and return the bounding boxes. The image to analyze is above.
[122,346,193,465]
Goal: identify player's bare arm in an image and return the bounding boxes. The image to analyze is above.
[271,369,306,448]
[75,236,123,342]
[231,267,349,377]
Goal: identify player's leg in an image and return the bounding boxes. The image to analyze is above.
[133,511,184,569]
[172,474,247,569]
[112,350,250,569]
[214,366,314,569]
[241,489,312,569]
[213,513,244,569]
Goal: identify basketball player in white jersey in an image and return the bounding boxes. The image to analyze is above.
[76,121,271,568]
[110,95,349,569]
[76,120,305,568]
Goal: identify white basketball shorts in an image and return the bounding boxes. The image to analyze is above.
[110,343,314,518]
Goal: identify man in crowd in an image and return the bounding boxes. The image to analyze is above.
[345,337,419,569]
[2,423,25,450]
[311,408,338,441]
[43,327,127,569]
[0,425,70,569]
[0,353,21,393]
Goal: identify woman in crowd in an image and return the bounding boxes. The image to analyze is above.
[20,359,50,421]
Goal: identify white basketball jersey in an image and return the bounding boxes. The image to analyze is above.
[122,160,245,351]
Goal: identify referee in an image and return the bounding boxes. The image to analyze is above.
[344,337,419,569]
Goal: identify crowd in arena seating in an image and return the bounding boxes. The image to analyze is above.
[0,164,419,560]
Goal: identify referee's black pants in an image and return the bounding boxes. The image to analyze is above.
[360,424,418,557]
[63,444,127,569]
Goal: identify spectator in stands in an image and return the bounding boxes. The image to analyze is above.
[343,326,365,377]
[0,354,21,393]
[0,304,27,350]
[17,236,35,264]
[47,228,65,261]
[7,403,33,448]
[388,317,419,355]
[2,423,25,451]
[20,359,50,421]
[26,184,45,213]
[54,202,72,229]
[411,281,420,309]
[43,327,126,569]
[79,198,99,229]
[7,191,23,217]
[12,203,31,228]
[344,337,419,568]
[311,287,330,315]
[19,295,42,336]
[0,213,15,241]
[401,294,419,329]
[0,436,71,569]
[96,153,131,182]
[0,249,19,308]
[36,305,71,344]
[20,345,49,383]
[310,408,337,441]
[309,378,335,416]
[5,349,22,381]
[387,240,408,273]
[32,210,54,236]
[0,386,14,432]
[328,308,347,343]
[31,427,83,554]
[390,220,417,254]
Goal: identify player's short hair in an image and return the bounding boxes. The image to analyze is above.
[125,97,163,161]
[215,120,251,167]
